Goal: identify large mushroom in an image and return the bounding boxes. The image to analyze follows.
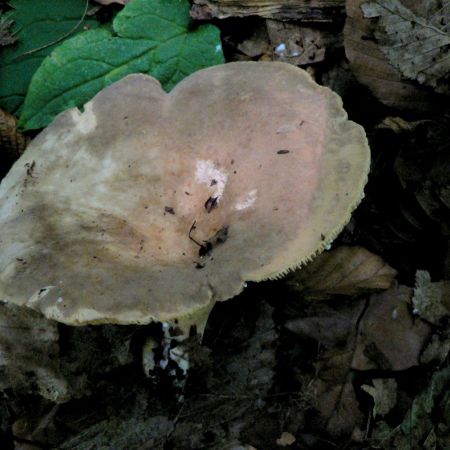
[0,62,370,333]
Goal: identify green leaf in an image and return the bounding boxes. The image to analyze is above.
[0,0,100,115]
[19,0,224,130]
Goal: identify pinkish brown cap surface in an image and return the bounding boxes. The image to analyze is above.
[0,62,370,326]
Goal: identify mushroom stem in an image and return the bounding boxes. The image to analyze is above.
[176,299,216,340]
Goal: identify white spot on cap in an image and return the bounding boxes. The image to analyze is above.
[195,159,228,201]
[235,189,257,211]
[70,102,97,135]
[276,124,296,134]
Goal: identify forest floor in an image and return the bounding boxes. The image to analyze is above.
[0,1,449,449]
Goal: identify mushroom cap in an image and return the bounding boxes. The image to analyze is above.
[0,62,370,325]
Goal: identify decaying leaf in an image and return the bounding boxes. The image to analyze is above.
[287,246,397,298]
[344,0,437,112]
[236,23,271,58]
[361,0,450,94]
[286,299,365,347]
[361,378,397,417]
[285,295,366,437]
[412,270,450,325]
[352,286,431,371]
[311,376,364,437]
[398,367,450,446]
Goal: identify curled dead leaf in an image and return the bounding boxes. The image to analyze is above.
[287,246,397,299]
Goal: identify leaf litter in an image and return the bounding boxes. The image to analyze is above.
[361,0,450,94]
[1,1,450,448]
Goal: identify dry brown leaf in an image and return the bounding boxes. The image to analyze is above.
[287,298,365,437]
[286,300,365,347]
[361,0,450,94]
[237,23,271,58]
[311,377,364,437]
[344,0,438,112]
[287,246,397,298]
[352,286,431,370]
